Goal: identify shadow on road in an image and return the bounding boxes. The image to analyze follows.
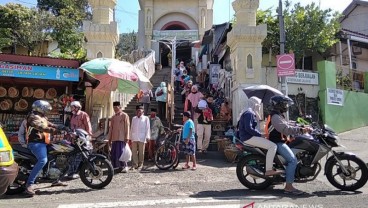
[188,188,360,200]
[312,190,363,197]
[1,188,97,199]
[35,187,97,195]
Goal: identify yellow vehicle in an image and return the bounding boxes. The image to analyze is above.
[0,123,18,195]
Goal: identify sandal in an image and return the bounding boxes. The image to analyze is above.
[191,166,197,170]
[283,189,304,195]
[182,164,190,169]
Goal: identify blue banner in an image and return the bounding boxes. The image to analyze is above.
[0,63,79,81]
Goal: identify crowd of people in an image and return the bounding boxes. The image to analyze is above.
[18,59,313,197]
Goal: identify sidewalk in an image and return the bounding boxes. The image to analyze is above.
[337,126,368,164]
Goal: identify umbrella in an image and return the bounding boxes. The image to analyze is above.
[80,58,152,94]
[242,85,283,104]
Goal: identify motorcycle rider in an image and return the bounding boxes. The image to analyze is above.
[238,96,283,176]
[268,95,312,195]
[25,100,66,195]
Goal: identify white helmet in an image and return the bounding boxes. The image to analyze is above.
[70,101,82,108]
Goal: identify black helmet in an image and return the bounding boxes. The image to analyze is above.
[32,100,52,115]
[270,95,294,113]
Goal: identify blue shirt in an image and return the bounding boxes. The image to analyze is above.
[182,119,195,141]
[238,109,262,141]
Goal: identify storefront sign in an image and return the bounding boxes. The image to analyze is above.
[210,64,221,85]
[327,88,344,106]
[153,30,199,41]
[286,71,319,85]
[0,63,79,81]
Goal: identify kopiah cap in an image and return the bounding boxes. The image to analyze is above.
[182,111,191,118]
[136,105,144,110]
[113,101,121,106]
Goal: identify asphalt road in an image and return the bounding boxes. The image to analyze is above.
[1,126,368,208]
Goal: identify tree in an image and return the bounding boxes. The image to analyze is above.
[37,0,91,55]
[115,31,138,58]
[0,28,12,52]
[284,1,341,68]
[0,4,53,55]
[256,1,341,69]
[256,8,280,63]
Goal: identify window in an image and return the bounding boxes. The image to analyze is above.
[298,56,312,70]
[97,52,103,58]
[247,54,253,69]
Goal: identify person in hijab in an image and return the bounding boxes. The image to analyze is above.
[237,96,283,176]
[184,85,203,118]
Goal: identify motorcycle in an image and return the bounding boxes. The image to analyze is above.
[236,123,368,191]
[6,128,114,195]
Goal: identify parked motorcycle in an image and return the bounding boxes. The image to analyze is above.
[236,123,368,191]
[7,128,114,195]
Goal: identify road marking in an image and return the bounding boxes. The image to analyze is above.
[58,198,240,208]
[58,197,291,208]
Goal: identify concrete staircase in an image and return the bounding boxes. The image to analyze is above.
[123,66,219,152]
[122,66,193,126]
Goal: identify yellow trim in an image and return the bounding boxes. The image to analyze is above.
[0,127,15,166]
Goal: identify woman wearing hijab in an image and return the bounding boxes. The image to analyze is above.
[237,96,283,176]
[184,85,203,118]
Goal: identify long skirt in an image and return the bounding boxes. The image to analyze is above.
[110,141,127,169]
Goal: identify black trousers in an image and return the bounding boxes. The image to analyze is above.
[157,101,166,120]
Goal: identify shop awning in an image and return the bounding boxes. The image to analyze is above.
[80,70,100,89]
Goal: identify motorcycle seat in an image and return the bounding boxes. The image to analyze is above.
[12,143,33,155]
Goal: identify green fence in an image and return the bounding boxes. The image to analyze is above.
[318,61,368,133]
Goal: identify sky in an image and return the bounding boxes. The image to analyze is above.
[1,0,355,33]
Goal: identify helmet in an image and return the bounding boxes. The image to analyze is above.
[32,100,52,115]
[70,101,82,108]
[270,95,294,113]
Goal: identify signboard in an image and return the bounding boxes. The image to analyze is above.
[327,88,344,106]
[277,53,295,77]
[153,30,199,41]
[0,63,79,81]
[286,71,319,85]
[209,64,221,85]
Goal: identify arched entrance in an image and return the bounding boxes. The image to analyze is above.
[159,22,192,67]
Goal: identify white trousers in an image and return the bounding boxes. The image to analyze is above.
[197,124,212,151]
[244,136,277,171]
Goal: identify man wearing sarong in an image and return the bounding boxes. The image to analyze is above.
[107,101,130,173]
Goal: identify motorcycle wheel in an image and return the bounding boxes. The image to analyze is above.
[325,154,368,191]
[79,157,114,189]
[236,155,272,190]
[6,161,30,195]
[155,143,178,170]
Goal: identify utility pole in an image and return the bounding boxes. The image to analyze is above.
[278,0,287,95]
[278,0,289,119]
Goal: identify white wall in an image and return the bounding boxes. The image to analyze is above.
[262,67,320,98]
